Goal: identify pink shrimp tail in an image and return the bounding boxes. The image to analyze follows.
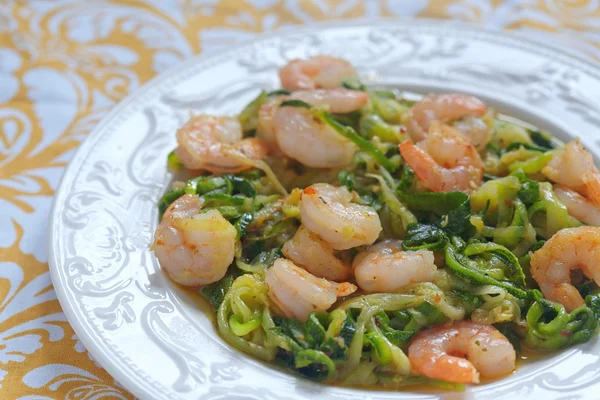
[399,140,444,192]
[335,282,358,297]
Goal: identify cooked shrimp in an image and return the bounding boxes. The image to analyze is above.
[542,139,600,206]
[399,122,484,192]
[279,55,357,90]
[408,320,516,383]
[299,183,382,250]
[273,105,356,168]
[153,194,237,286]
[530,226,600,312]
[257,88,367,155]
[406,93,488,144]
[554,185,600,227]
[175,114,269,173]
[282,225,351,281]
[265,258,357,322]
[353,240,437,292]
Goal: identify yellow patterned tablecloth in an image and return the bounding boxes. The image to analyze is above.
[1,0,599,398]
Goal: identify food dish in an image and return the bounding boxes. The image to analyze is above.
[152,55,600,390]
[49,20,600,400]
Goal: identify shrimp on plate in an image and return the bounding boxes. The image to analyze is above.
[399,122,484,192]
[543,139,600,206]
[530,226,600,312]
[175,114,269,173]
[279,55,358,90]
[153,194,237,286]
[353,240,437,292]
[408,320,516,383]
[299,183,382,250]
[265,258,357,322]
[258,88,367,159]
[282,225,352,281]
[405,93,489,149]
[270,88,367,167]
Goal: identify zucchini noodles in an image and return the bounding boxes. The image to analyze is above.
[152,55,600,390]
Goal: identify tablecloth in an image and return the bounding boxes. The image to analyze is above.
[1,0,599,398]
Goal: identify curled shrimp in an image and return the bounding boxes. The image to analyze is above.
[175,114,269,173]
[279,55,358,90]
[531,226,600,312]
[265,258,357,322]
[542,139,600,206]
[153,194,237,286]
[353,240,437,293]
[408,320,516,383]
[554,185,600,227]
[258,88,367,157]
[406,93,488,146]
[282,225,351,281]
[399,122,484,192]
[273,106,355,168]
[270,88,367,168]
[299,183,382,250]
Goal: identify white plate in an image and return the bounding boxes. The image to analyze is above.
[49,19,600,400]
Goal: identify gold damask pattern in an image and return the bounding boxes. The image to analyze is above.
[1,0,598,397]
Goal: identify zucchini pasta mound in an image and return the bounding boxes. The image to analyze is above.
[152,55,600,390]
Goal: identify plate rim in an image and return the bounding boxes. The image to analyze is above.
[47,17,600,400]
